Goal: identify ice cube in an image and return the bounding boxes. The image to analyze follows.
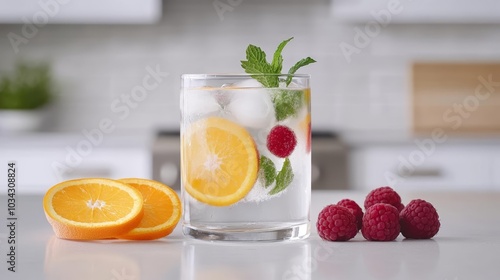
[227,88,275,129]
[182,88,221,118]
[230,78,263,88]
[218,79,261,107]
[213,90,233,108]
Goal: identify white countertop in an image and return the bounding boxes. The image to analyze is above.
[1,190,499,280]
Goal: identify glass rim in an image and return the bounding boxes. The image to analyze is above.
[181,73,310,79]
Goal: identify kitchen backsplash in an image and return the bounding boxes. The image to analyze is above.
[1,0,499,135]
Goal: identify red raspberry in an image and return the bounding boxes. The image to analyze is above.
[337,199,363,230]
[267,125,297,158]
[400,199,440,239]
[364,186,402,211]
[397,203,405,212]
[317,205,358,241]
[362,203,400,241]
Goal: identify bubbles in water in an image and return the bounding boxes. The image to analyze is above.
[242,182,273,203]
[243,179,288,203]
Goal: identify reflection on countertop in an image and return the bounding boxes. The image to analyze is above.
[44,237,183,280]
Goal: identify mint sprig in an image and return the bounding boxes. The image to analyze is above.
[259,155,276,187]
[286,57,316,85]
[240,37,316,88]
[273,89,304,121]
[269,158,294,195]
[259,156,294,195]
[271,37,293,74]
[241,45,278,88]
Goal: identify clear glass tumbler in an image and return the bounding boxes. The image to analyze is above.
[180,74,311,241]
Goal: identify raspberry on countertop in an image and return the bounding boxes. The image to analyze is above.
[364,186,403,212]
[317,204,358,241]
[337,199,364,231]
[362,203,400,241]
[400,199,440,239]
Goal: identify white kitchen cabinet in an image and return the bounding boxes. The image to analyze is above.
[331,0,500,24]
[349,143,497,191]
[0,134,151,193]
[0,0,161,24]
[0,147,150,193]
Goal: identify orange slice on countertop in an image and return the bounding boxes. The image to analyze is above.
[182,117,259,206]
[43,178,144,240]
[116,178,181,240]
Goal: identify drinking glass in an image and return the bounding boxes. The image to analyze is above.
[180,74,311,241]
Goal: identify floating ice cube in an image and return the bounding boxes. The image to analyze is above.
[212,90,233,108]
[230,78,263,88]
[227,88,275,129]
[182,88,221,118]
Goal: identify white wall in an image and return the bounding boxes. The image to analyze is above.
[1,0,499,136]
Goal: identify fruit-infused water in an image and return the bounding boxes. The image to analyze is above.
[181,74,311,241]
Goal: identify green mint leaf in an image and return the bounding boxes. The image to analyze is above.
[269,158,294,195]
[241,44,279,88]
[240,38,316,91]
[286,57,316,85]
[273,89,304,121]
[271,37,294,73]
[245,44,267,64]
[259,156,276,187]
[241,60,277,88]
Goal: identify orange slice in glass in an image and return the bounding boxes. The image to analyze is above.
[43,178,144,240]
[182,117,259,206]
[116,178,181,240]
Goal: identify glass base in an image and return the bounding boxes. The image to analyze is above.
[182,222,310,241]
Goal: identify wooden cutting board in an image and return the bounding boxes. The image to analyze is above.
[412,63,500,134]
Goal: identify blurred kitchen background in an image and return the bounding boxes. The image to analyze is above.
[1,0,499,193]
